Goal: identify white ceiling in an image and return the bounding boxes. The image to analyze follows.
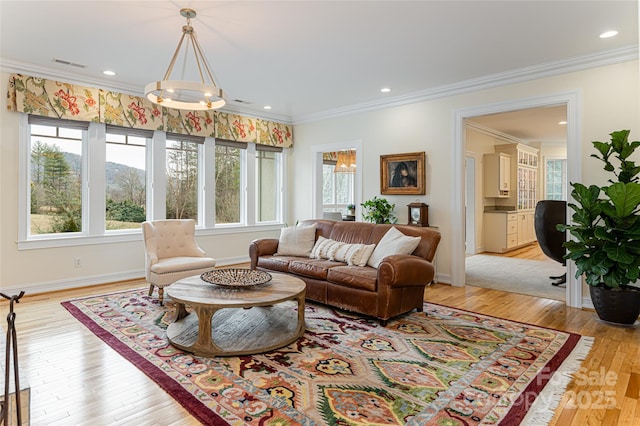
[467,104,568,145]
[0,0,638,142]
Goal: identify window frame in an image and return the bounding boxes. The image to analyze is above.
[255,145,283,224]
[104,126,151,234]
[165,134,203,224]
[24,115,89,239]
[17,114,287,250]
[322,162,354,213]
[544,156,567,201]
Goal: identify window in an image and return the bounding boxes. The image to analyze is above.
[105,127,150,231]
[166,136,202,222]
[215,141,243,224]
[29,118,86,235]
[256,147,282,222]
[545,158,567,200]
[19,116,285,248]
[322,162,354,213]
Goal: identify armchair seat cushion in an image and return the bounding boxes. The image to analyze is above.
[150,256,216,275]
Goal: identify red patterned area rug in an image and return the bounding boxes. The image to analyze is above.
[62,288,592,425]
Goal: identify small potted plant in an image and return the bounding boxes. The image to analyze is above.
[346,203,356,215]
[361,196,397,224]
[559,129,640,325]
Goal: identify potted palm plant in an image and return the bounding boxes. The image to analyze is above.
[361,196,397,224]
[560,129,640,325]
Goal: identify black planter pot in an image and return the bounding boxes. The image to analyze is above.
[590,285,640,326]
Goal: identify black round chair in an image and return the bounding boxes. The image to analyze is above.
[534,200,567,286]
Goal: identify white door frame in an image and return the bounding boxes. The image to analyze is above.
[452,91,583,308]
[465,154,477,255]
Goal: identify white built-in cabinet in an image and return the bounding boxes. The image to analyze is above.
[483,143,539,252]
[516,211,536,246]
[484,212,518,253]
[483,153,511,198]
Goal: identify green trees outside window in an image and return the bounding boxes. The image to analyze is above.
[215,145,241,223]
[166,139,199,222]
[105,132,146,230]
[29,126,83,234]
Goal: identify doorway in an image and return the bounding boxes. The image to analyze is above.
[311,141,363,220]
[452,92,582,308]
[464,106,567,301]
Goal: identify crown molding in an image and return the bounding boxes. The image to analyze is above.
[0,58,142,94]
[0,58,292,124]
[465,121,525,145]
[292,45,638,124]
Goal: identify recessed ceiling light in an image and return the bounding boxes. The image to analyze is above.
[263,105,272,110]
[600,30,618,39]
[558,121,567,125]
[103,70,116,76]
[380,87,391,93]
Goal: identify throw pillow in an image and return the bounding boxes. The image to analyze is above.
[367,227,421,268]
[310,236,344,260]
[333,242,376,266]
[311,236,376,266]
[276,224,317,256]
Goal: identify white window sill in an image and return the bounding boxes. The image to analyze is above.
[17,223,284,250]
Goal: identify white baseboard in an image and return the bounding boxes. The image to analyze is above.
[435,273,452,285]
[0,256,250,296]
[582,296,594,310]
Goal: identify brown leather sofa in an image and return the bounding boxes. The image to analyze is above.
[249,219,441,324]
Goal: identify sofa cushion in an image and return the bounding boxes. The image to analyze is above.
[289,258,346,280]
[257,255,299,272]
[276,224,317,256]
[327,265,378,292]
[367,227,421,268]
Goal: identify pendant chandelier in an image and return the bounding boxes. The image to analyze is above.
[334,150,356,174]
[144,8,225,111]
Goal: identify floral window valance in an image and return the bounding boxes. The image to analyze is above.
[6,73,293,148]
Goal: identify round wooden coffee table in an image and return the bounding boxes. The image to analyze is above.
[165,272,306,357]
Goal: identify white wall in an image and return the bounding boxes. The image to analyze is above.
[0,72,281,294]
[291,60,640,284]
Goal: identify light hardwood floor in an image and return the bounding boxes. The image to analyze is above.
[1,276,639,425]
[482,242,548,261]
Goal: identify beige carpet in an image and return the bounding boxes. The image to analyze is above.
[465,254,566,301]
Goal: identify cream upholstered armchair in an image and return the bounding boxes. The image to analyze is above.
[141,219,216,304]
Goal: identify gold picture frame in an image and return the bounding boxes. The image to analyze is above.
[380,151,426,195]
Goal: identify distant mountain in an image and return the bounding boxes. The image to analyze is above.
[61,152,145,186]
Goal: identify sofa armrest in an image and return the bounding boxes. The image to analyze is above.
[249,238,280,269]
[377,255,435,288]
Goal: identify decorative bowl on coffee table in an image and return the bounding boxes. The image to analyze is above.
[200,268,272,289]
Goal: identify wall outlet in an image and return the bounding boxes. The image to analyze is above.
[74,257,81,268]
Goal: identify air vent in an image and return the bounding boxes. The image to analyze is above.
[233,99,253,104]
[52,58,88,69]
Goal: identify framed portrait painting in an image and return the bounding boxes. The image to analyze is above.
[380,152,425,195]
